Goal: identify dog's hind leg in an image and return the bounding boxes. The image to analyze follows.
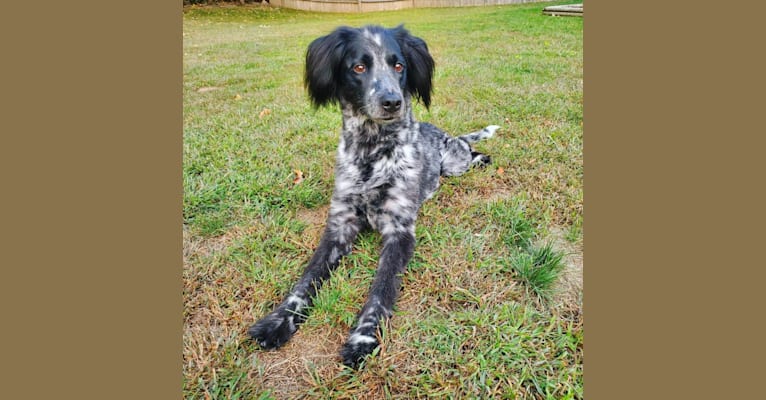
[248,202,363,349]
[340,229,416,368]
[463,125,498,167]
[440,125,498,176]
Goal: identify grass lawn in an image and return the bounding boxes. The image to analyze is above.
[183,2,582,399]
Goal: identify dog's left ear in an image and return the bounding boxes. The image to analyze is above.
[393,25,435,109]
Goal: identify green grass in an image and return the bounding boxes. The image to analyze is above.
[509,242,566,299]
[184,2,581,399]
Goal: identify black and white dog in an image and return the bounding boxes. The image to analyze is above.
[248,25,498,368]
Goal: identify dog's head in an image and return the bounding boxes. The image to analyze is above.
[305,25,435,123]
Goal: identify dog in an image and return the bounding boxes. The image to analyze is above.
[248,25,498,369]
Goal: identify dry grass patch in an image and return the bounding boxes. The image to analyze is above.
[549,227,583,325]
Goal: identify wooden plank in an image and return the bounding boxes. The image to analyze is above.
[543,3,583,17]
[543,4,582,11]
[543,11,582,16]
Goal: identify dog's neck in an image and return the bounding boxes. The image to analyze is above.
[340,102,417,151]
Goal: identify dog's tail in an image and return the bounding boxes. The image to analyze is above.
[459,125,499,144]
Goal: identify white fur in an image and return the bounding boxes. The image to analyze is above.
[348,332,377,345]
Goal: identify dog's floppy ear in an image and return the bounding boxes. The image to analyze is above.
[305,27,355,108]
[393,25,435,109]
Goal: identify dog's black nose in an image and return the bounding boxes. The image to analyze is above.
[381,94,402,113]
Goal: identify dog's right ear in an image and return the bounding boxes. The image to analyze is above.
[305,27,354,108]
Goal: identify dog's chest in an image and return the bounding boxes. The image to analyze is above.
[334,137,419,197]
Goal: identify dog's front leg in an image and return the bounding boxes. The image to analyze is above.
[340,229,415,368]
[249,202,362,349]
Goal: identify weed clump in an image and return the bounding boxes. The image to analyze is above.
[509,242,565,299]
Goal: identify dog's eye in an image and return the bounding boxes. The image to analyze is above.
[394,63,404,73]
[353,64,367,74]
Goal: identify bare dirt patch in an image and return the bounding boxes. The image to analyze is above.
[549,227,583,322]
[295,204,329,246]
[250,324,346,398]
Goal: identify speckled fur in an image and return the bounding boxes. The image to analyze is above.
[248,25,497,369]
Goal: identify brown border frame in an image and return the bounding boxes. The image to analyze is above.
[585,1,765,399]
[3,1,181,398]
[4,1,765,398]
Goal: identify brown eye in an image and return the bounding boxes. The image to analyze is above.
[394,63,404,73]
[353,64,366,74]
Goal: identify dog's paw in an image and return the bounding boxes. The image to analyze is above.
[340,330,380,369]
[248,311,297,350]
[471,152,491,167]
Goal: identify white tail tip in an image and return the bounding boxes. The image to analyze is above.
[484,125,500,138]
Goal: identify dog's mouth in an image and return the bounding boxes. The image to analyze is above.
[369,117,401,126]
[369,112,403,124]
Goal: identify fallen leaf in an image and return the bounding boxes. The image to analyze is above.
[293,169,304,185]
[234,94,242,100]
[259,108,272,119]
[497,167,505,175]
